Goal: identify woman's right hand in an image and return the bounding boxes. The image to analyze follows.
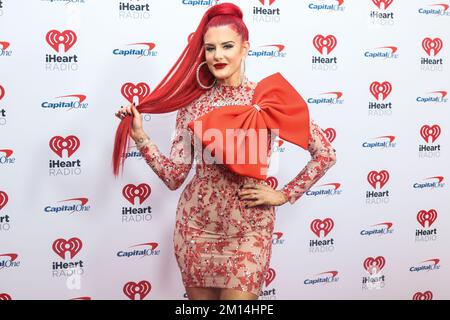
[115,103,145,140]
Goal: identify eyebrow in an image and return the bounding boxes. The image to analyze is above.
[204,41,235,46]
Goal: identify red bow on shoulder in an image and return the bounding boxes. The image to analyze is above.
[187,72,310,180]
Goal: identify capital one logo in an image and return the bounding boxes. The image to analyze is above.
[0,85,5,100]
[367,170,389,189]
[121,83,151,105]
[324,128,336,143]
[417,209,437,228]
[46,30,77,53]
[370,81,392,101]
[372,0,393,10]
[364,256,386,275]
[0,191,8,210]
[311,218,334,238]
[265,176,278,189]
[413,291,433,300]
[49,135,80,158]
[123,281,151,300]
[265,268,276,287]
[0,41,10,51]
[52,237,83,260]
[420,125,441,143]
[273,232,283,240]
[122,184,151,205]
[258,0,276,5]
[422,38,443,57]
[313,35,337,55]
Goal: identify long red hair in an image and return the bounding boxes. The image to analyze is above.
[112,3,249,176]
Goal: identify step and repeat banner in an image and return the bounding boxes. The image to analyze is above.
[1,0,449,300]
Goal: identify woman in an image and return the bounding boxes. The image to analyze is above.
[113,3,336,300]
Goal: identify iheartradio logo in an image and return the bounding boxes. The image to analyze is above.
[413,291,433,300]
[265,268,276,287]
[370,81,392,101]
[372,0,393,10]
[367,170,389,189]
[122,184,151,205]
[46,30,77,53]
[363,256,386,275]
[0,85,4,100]
[417,209,437,228]
[0,191,8,210]
[258,0,276,5]
[420,125,441,143]
[265,176,278,189]
[49,135,80,158]
[52,237,83,260]
[313,35,337,55]
[324,128,336,143]
[310,218,334,238]
[121,83,151,105]
[123,281,151,300]
[0,293,12,300]
[422,38,443,57]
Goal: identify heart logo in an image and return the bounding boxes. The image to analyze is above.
[420,125,441,143]
[52,237,83,260]
[417,209,438,228]
[46,30,77,53]
[372,0,393,10]
[49,135,80,158]
[422,38,443,57]
[265,176,278,189]
[122,184,151,205]
[313,35,337,55]
[370,81,392,101]
[363,256,386,275]
[265,268,276,287]
[121,83,151,104]
[0,293,12,300]
[367,170,389,189]
[123,281,151,300]
[324,128,336,143]
[311,218,334,238]
[0,191,8,210]
[412,291,433,300]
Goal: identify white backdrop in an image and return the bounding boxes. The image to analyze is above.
[0,0,449,300]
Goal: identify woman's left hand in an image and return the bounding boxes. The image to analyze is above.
[237,184,289,208]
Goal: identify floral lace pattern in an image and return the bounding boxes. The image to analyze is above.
[137,80,336,295]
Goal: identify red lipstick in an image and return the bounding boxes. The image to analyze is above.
[214,63,228,69]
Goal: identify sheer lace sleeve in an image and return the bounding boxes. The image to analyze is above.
[137,106,194,191]
[280,120,337,204]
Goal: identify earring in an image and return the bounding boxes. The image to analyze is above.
[196,61,216,89]
[240,59,247,84]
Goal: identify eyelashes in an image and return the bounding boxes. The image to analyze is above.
[205,45,234,52]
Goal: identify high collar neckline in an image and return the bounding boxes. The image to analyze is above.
[214,77,249,93]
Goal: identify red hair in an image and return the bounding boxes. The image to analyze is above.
[112,2,249,176]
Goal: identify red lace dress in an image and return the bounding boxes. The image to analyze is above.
[137,81,337,296]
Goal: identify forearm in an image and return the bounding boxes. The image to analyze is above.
[134,133,192,191]
[280,121,337,205]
